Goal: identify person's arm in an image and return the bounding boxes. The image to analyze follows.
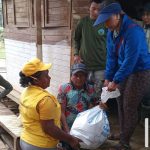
[57,84,70,133]
[61,104,70,133]
[0,75,13,99]
[38,97,80,150]
[74,19,83,63]
[40,120,79,150]
[113,27,143,84]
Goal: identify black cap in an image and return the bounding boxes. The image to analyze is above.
[71,63,87,75]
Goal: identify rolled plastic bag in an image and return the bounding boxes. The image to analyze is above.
[101,87,120,103]
[70,106,110,149]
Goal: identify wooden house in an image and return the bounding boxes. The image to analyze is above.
[2,0,148,97]
[2,0,89,96]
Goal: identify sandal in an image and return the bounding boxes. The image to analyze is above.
[108,133,120,140]
[109,143,131,150]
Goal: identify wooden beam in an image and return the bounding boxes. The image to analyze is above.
[35,0,42,60]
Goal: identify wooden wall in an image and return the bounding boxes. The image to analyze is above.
[72,0,89,27]
[3,0,147,44]
[2,0,90,61]
[3,0,72,44]
[2,0,89,95]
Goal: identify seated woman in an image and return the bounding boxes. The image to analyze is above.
[19,58,80,150]
[57,63,97,133]
[57,63,98,150]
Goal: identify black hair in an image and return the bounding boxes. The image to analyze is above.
[89,0,104,4]
[19,71,43,87]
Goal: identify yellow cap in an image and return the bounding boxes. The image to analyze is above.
[21,58,52,77]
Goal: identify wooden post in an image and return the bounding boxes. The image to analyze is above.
[35,0,42,60]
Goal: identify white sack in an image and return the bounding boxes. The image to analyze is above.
[101,87,120,103]
[70,106,110,149]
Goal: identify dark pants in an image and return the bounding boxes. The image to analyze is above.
[117,70,150,145]
[20,139,57,150]
[0,75,13,99]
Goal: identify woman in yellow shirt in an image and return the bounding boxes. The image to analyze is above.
[19,58,80,150]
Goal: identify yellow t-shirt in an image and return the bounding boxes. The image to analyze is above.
[20,85,61,148]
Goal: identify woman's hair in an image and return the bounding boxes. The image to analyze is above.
[19,71,42,87]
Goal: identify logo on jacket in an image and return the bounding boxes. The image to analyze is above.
[98,29,105,35]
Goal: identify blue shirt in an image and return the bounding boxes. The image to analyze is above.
[105,15,150,83]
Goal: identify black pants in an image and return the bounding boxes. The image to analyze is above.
[117,70,150,145]
[0,75,13,99]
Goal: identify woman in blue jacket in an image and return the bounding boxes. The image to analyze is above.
[94,0,150,149]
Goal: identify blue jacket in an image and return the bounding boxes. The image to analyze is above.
[105,15,150,83]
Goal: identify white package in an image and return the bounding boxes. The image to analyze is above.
[101,87,120,103]
[70,106,110,149]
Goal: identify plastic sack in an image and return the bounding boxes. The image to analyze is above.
[101,87,120,103]
[70,106,110,149]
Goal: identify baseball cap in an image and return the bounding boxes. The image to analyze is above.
[21,58,52,77]
[94,2,122,26]
[71,63,87,75]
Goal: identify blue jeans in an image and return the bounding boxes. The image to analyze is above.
[20,139,57,150]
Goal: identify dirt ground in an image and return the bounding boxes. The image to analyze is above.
[0,105,149,150]
[97,113,149,150]
[95,99,150,150]
[0,96,149,150]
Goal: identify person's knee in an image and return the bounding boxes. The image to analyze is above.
[8,84,13,92]
[10,85,13,91]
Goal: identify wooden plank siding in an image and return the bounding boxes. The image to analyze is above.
[13,0,30,27]
[3,0,14,26]
[44,0,71,27]
[3,0,89,47]
[3,0,73,45]
[2,0,91,99]
[3,0,89,45]
[2,0,91,69]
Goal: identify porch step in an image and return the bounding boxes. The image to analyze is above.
[0,103,22,150]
